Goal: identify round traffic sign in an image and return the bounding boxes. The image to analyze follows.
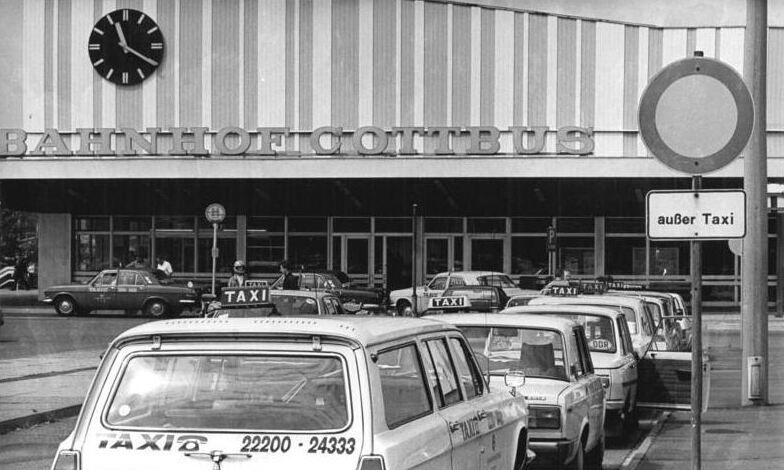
[639,57,754,174]
[205,203,226,223]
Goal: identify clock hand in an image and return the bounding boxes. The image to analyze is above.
[114,23,129,53]
[122,45,159,66]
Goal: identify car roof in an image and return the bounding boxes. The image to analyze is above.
[529,294,644,309]
[502,304,625,320]
[271,289,336,299]
[434,271,510,277]
[112,316,460,348]
[427,312,577,332]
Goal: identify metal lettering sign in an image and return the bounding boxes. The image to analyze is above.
[430,296,468,309]
[647,190,746,239]
[220,287,271,305]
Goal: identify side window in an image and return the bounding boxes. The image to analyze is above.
[300,274,315,289]
[429,276,448,290]
[425,338,463,407]
[617,318,633,355]
[98,272,118,287]
[448,276,466,287]
[324,298,337,315]
[377,344,433,429]
[118,271,136,286]
[574,327,594,375]
[449,337,484,399]
[570,331,584,377]
[134,273,146,286]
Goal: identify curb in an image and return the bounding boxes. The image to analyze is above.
[0,404,82,435]
[620,411,672,470]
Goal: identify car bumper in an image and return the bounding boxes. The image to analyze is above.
[42,298,53,303]
[179,299,197,304]
[529,437,579,467]
[606,398,625,411]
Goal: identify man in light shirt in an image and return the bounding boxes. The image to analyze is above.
[156,256,173,279]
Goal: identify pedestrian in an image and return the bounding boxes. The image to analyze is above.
[155,255,173,279]
[279,260,299,290]
[228,260,247,287]
[13,256,27,290]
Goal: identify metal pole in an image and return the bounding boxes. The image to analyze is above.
[411,204,418,317]
[777,211,784,318]
[211,222,218,295]
[690,175,703,470]
[741,0,769,406]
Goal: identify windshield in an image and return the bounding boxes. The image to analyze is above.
[536,313,617,353]
[213,306,278,318]
[459,326,568,381]
[444,287,496,301]
[106,354,349,431]
[271,294,320,315]
[477,274,516,288]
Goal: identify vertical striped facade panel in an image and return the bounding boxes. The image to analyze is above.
[527,14,547,127]
[71,0,94,130]
[201,0,212,127]
[469,7,481,126]
[243,0,257,128]
[179,0,202,127]
[545,15,557,128]
[284,0,297,150]
[212,0,240,129]
[258,0,286,127]
[298,0,312,151]
[662,29,687,66]
[372,0,395,128]
[413,0,424,127]
[357,0,373,127]
[512,12,525,126]
[719,28,745,76]
[332,0,358,129]
[686,28,696,56]
[648,28,663,77]
[451,5,471,129]
[312,0,331,128]
[580,20,595,128]
[423,2,447,129]
[22,0,46,131]
[141,0,157,130]
[115,0,143,130]
[58,0,72,131]
[695,28,716,57]
[99,0,116,129]
[594,23,623,131]
[479,8,494,126]
[494,10,514,129]
[91,0,102,127]
[44,0,54,128]
[399,0,414,126]
[768,29,784,129]
[622,26,638,156]
[156,0,176,127]
[0,0,23,128]
[636,27,649,156]
[556,18,576,127]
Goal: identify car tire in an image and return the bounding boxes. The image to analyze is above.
[585,435,605,470]
[144,300,168,318]
[566,438,585,470]
[396,300,413,317]
[54,296,78,316]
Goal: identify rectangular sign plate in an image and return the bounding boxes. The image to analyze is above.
[647,190,746,240]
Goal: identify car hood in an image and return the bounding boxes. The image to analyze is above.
[44,284,90,294]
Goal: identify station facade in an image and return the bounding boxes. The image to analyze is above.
[1,0,783,308]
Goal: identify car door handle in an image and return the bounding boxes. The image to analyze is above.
[449,422,462,433]
[476,410,489,420]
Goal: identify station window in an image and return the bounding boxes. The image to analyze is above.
[155,216,194,231]
[198,216,237,230]
[559,237,594,275]
[425,217,463,233]
[247,216,285,232]
[113,235,151,268]
[426,239,449,274]
[649,242,689,276]
[288,217,326,232]
[511,217,552,233]
[247,234,285,273]
[605,236,645,275]
[334,217,370,233]
[702,241,734,275]
[375,217,412,233]
[155,237,196,273]
[557,217,594,234]
[197,237,236,273]
[73,233,110,271]
[288,235,327,270]
[113,216,151,231]
[467,218,505,234]
[511,236,548,275]
[73,216,109,231]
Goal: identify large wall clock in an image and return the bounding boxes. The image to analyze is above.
[88,8,165,86]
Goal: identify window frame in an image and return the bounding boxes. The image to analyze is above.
[376,342,434,429]
[422,336,464,409]
[447,335,485,400]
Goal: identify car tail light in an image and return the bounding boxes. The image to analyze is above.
[356,455,385,470]
[529,406,561,429]
[51,450,80,470]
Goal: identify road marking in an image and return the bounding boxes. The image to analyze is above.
[621,411,672,470]
[0,366,97,384]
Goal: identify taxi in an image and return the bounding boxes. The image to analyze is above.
[503,305,639,433]
[204,287,349,318]
[50,316,533,470]
[430,313,606,470]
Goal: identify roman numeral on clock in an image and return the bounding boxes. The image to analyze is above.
[150,42,163,50]
[122,72,128,84]
[88,44,101,50]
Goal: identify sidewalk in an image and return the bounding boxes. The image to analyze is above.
[630,406,784,470]
[0,349,102,434]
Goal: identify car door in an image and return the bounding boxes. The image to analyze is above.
[573,326,605,447]
[115,270,140,309]
[420,275,449,312]
[447,335,517,470]
[88,271,117,309]
[617,318,639,410]
[421,336,482,470]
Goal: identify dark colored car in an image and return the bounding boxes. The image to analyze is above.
[270,271,385,312]
[43,269,199,318]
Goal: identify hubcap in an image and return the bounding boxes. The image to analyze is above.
[150,303,164,316]
[59,300,73,314]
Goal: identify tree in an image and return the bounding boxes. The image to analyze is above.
[0,207,38,266]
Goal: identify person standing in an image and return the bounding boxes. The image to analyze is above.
[156,256,173,279]
[228,260,247,287]
[279,260,299,290]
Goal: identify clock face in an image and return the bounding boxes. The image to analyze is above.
[88,8,165,86]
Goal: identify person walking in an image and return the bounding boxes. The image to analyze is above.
[279,260,299,290]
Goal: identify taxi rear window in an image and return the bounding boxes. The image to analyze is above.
[271,295,319,315]
[105,354,349,432]
[541,313,617,353]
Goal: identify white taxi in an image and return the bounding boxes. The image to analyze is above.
[503,305,639,433]
[431,313,606,470]
[389,271,524,316]
[51,316,533,470]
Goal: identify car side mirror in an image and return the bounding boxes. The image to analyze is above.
[504,370,526,396]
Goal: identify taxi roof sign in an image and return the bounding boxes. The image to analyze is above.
[542,280,607,296]
[428,296,471,311]
[221,287,271,306]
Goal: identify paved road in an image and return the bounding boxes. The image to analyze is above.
[0,417,74,470]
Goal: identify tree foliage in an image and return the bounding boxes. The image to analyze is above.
[0,208,38,265]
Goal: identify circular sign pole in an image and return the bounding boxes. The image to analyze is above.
[205,203,227,295]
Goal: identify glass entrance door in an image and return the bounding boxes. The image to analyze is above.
[334,235,371,284]
[470,239,503,272]
[382,236,412,292]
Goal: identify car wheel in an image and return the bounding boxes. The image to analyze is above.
[566,438,585,470]
[585,435,605,470]
[144,300,168,318]
[396,301,413,317]
[54,296,77,316]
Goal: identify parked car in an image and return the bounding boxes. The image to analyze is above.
[206,287,349,317]
[270,271,385,312]
[389,271,525,316]
[431,313,606,470]
[608,289,691,351]
[504,304,640,434]
[425,285,510,314]
[506,291,543,308]
[42,269,199,317]
[51,316,533,470]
